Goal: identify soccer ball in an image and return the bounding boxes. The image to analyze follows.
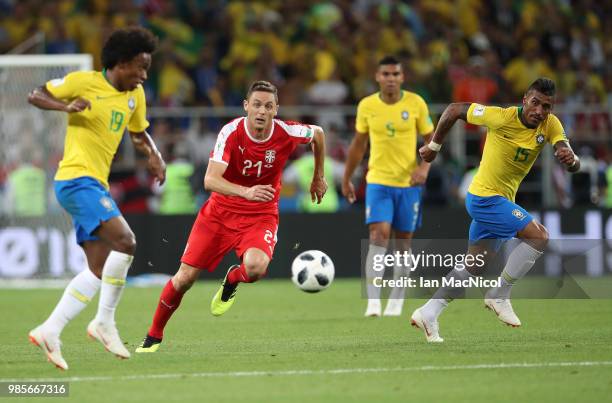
[291,250,335,293]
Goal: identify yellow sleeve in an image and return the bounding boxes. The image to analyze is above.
[45,71,87,100]
[546,114,568,145]
[355,99,368,134]
[127,86,150,133]
[466,103,508,130]
[416,97,434,135]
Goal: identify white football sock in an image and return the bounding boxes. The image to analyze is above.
[94,251,133,325]
[489,242,543,299]
[387,249,412,301]
[365,244,387,300]
[42,269,101,336]
[421,268,472,321]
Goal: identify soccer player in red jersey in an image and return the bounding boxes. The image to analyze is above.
[136,81,328,352]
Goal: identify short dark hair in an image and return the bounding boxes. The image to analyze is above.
[246,80,278,103]
[378,55,401,66]
[101,27,158,69]
[526,78,556,96]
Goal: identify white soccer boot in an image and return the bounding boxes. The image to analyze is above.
[364,299,382,317]
[28,326,69,370]
[87,319,131,359]
[484,297,521,327]
[383,299,405,316]
[410,308,444,343]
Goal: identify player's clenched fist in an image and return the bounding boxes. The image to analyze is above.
[64,97,91,113]
[419,144,437,162]
[554,147,576,166]
[244,184,275,202]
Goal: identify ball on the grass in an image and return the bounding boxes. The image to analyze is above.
[291,250,335,293]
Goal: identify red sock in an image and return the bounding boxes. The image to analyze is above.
[227,263,261,285]
[148,280,184,339]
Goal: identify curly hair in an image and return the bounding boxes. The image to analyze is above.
[101,27,158,69]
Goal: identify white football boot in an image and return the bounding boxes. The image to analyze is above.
[364,299,382,317]
[484,297,521,327]
[87,319,131,359]
[410,308,444,343]
[28,326,68,370]
[383,299,405,316]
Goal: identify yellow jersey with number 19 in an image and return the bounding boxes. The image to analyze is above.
[46,70,149,189]
[466,103,567,201]
[356,91,434,187]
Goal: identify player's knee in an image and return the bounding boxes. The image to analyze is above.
[244,258,268,280]
[466,263,485,277]
[114,232,137,255]
[539,225,549,242]
[533,224,549,249]
[369,230,390,247]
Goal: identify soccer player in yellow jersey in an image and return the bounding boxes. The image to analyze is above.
[26,27,166,369]
[411,78,580,342]
[343,56,434,317]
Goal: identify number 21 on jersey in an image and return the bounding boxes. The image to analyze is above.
[242,159,262,177]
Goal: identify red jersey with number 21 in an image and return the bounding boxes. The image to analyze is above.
[208,117,314,214]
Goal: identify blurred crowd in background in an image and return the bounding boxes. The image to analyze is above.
[0,0,610,216]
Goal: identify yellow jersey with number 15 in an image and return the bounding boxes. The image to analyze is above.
[46,70,149,188]
[356,91,434,187]
[466,103,567,201]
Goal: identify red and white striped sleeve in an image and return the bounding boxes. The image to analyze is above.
[209,117,242,165]
[276,120,316,144]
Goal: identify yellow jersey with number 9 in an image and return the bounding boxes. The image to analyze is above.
[356,91,434,187]
[466,103,567,201]
[46,70,149,188]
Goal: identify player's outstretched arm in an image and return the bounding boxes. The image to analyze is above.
[554,141,580,173]
[27,86,91,113]
[204,160,274,202]
[419,102,470,163]
[129,131,167,184]
[342,131,368,203]
[309,126,328,204]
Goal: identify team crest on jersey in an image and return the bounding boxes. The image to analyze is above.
[536,134,545,144]
[100,197,113,212]
[401,111,409,120]
[512,209,525,220]
[265,150,276,164]
[128,97,135,110]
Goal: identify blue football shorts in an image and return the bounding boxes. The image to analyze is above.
[54,176,121,244]
[465,192,533,250]
[365,183,422,232]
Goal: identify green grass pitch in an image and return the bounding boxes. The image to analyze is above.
[1,279,611,402]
